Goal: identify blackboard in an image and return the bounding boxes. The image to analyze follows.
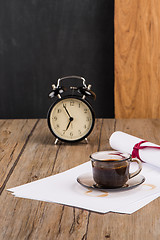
[0,0,114,118]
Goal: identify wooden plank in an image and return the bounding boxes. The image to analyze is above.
[24,119,102,240]
[0,119,114,239]
[115,0,160,118]
[0,119,38,189]
[0,119,62,240]
[86,119,160,240]
[98,119,116,151]
[52,119,115,240]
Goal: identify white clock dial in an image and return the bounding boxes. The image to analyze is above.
[49,97,94,141]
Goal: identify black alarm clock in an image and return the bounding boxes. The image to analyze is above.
[47,76,96,144]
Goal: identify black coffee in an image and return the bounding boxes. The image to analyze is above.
[92,159,129,188]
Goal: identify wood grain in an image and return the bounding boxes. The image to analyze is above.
[0,119,114,240]
[1,119,160,240]
[0,119,38,189]
[86,119,160,240]
[115,0,160,118]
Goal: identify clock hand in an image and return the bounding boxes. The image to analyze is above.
[63,104,72,118]
[65,120,71,131]
[65,117,73,131]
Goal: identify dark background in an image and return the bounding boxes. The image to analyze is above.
[0,0,114,119]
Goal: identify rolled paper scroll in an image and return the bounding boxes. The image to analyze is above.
[109,131,160,168]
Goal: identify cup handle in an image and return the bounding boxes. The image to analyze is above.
[129,158,142,179]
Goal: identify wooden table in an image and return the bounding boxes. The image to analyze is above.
[1,119,160,240]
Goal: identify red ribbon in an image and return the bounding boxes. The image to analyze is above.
[132,140,160,161]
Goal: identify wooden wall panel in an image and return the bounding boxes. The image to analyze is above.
[115,0,160,118]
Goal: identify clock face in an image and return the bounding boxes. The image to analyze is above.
[48,97,95,142]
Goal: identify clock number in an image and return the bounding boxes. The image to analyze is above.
[84,124,87,129]
[70,132,73,137]
[84,109,88,113]
[56,124,59,128]
[70,101,74,106]
[54,116,57,121]
[63,103,66,107]
[78,130,81,135]
[78,103,81,108]
[86,117,90,122]
[57,109,61,113]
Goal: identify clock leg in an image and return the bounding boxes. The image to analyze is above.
[84,138,88,144]
[54,138,59,145]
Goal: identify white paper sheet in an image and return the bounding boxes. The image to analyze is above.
[8,161,160,214]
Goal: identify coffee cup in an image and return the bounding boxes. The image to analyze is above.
[90,151,142,188]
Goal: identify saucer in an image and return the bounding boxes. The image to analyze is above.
[77,173,145,191]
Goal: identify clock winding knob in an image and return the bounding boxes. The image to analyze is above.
[49,86,66,98]
[78,87,96,100]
